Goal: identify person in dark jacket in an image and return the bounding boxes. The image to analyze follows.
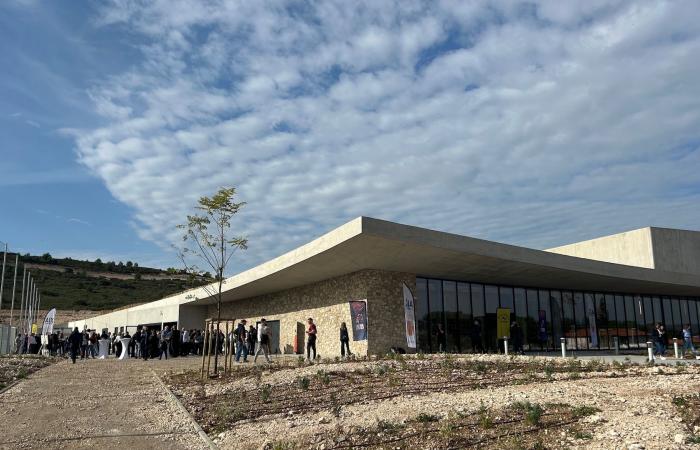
[470,320,484,353]
[340,322,351,357]
[511,321,524,355]
[436,324,447,352]
[141,326,150,360]
[68,328,82,364]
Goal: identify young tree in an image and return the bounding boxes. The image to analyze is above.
[177,187,247,375]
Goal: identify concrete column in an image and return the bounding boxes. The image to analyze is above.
[503,336,509,356]
[613,336,619,355]
[646,341,654,362]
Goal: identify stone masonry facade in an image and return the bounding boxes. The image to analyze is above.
[208,269,416,358]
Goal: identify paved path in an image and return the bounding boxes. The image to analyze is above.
[0,357,209,450]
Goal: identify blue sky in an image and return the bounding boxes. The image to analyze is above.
[1,0,699,274]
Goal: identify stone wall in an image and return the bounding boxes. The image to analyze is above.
[208,269,415,358]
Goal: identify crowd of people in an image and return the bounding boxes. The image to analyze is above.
[58,317,352,364]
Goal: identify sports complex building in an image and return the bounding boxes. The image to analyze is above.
[70,217,700,357]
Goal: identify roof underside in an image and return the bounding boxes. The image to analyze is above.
[193,217,700,305]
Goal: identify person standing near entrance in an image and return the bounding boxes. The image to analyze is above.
[511,321,524,355]
[306,317,317,361]
[68,327,81,364]
[254,319,272,363]
[652,323,666,360]
[234,320,248,363]
[339,322,351,358]
[470,320,483,353]
[682,324,700,359]
[141,326,149,360]
[436,324,447,352]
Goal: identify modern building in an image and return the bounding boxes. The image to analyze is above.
[69,217,700,357]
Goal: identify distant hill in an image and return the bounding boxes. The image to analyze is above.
[0,253,210,311]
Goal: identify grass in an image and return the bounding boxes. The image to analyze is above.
[478,402,493,429]
[260,384,271,401]
[574,431,593,440]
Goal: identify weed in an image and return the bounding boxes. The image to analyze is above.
[297,376,310,390]
[571,405,601,418]
[441,353,456,369]
[374,364,389,376]
[439,420,457,437]
[272,441,295,450]
[260,384,271,401]
[543,364,554,380]
[574,431,593,440]
[478,401,493,429]
[531,441,547,450]
[416,352,425,360]
[568,370,581,380]
[16,368,28,379]
[416,412,439,423]
[316,370,331,384]
[688,435,700,444]
[524,403,543,427]
[672,396,688,407]
[377,420,404,432]
[296,356,305,367]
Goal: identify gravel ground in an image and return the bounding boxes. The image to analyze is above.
[0,357,209,450]
[185,355,700,450]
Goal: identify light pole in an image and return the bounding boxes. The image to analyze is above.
[7,253,18,353]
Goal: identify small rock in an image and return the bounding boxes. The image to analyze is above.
[674,433,685,444]
[627,444,644,450]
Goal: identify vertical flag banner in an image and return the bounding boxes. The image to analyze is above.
[42,308,57,335]
[349,300,368,341]
[497,308,511,338]
[402,283,417,349]
[538,310,548,344]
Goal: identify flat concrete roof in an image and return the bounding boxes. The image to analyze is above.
[189,217,700,306]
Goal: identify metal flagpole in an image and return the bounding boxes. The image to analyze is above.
[18,267,26,331]
[22,273,30,333]
[28,281,35,333]
[9,254,18,327]
[0,242,7,312]
[7,254,18,353]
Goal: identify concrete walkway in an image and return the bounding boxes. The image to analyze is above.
[0,357,209,450]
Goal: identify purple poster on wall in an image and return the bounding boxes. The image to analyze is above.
[349,300,368,341]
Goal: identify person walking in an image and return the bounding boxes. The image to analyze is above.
[254,319,272,363]
[682,324,700,359]
[180,329,190,356]
[161,326,173,358]
[68,327,82,364]
[234,320,248,363]
[340,322,351,358]
[306,317,317,361]
[652,323,666,360]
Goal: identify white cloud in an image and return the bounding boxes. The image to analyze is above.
[74,0,700,273]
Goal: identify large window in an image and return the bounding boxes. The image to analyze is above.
[443,281,459,352]
[562,291,575,348]
[415,277,700,353]
[574,292,587,350]
[415,278,430,352]
[457,283,472,351]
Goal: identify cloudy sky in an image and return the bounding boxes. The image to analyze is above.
[1,0,699,273]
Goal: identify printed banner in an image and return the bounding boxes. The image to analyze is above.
[31,323,38,334]
[349,300,368,341]
[402,283,417,349]
[41,308,57,335]
[497,308,511,339]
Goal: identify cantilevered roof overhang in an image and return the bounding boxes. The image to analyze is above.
[190,217,700,306]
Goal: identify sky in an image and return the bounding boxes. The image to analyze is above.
[1,0,699,274]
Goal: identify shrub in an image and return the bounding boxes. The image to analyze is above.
[478,402,493,429]
[524,403,543,427]
[574,431,593,440]
[297,376,310,390]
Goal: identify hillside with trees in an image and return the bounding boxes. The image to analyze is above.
[0,253,210,311]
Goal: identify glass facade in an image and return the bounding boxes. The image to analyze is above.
[415,276,700,353]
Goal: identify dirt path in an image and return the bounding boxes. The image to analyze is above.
[0,358,209,450]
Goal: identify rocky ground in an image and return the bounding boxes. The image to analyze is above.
[164,354,700,449]
[2,353,700,449]
[0,354,58,390]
